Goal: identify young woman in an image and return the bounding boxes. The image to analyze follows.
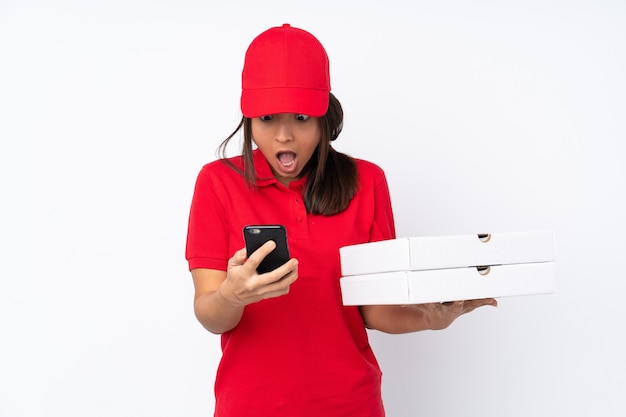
[186,23,496,417]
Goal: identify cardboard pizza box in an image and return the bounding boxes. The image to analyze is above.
[340,261,555,306]
[340,231,554,277]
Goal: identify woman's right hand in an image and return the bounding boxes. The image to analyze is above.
[219,240,299,308]
[191,241,298,334]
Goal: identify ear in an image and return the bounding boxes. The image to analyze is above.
[330,121,343,141]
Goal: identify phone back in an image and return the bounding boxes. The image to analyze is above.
[243,225,290,274]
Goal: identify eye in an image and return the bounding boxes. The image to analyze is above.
[259,115,273,121]
[295,114,310,121]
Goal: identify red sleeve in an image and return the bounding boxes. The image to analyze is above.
[368,167,396,243]
[185,163,230,271]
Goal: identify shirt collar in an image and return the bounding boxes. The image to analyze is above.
[252,148,278,186]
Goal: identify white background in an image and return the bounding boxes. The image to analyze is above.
[1,0,625,416]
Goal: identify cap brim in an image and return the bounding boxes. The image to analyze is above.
[241,87,329,118]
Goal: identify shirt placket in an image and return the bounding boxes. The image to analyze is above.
[288,181,309,238]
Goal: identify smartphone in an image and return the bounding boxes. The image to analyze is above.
[243,225,291,274]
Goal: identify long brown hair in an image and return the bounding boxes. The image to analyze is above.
[217,93,358,215]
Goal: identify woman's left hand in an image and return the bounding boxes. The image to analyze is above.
[360,298,497,334]
[415,298,498,330]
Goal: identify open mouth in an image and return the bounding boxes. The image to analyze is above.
[277,151,296,167]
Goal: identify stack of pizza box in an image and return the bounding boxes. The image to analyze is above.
[339,231,555,305]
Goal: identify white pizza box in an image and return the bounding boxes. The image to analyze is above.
[340,261,555,305]
[340,230,554,277]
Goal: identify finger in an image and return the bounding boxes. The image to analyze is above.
[258,258,299,285]
[228,247,248,268]
[469,298,497,307]
[463,298,498,313]
[278,259,299,282]
[449,300,464,314]
[255,259,299,298]
[244,240,277,270]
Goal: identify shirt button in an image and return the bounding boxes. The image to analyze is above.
[296,217,303,223]
[295,198,299,204]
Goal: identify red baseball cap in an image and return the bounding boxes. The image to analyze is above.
[241,24,331,118]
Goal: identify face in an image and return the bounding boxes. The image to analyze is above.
[251,113,321,187]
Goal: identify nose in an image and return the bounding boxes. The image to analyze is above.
[274,119,294,143]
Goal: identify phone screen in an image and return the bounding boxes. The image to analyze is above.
[243,225,290,274]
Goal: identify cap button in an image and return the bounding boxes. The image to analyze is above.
[282,23,291,28]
